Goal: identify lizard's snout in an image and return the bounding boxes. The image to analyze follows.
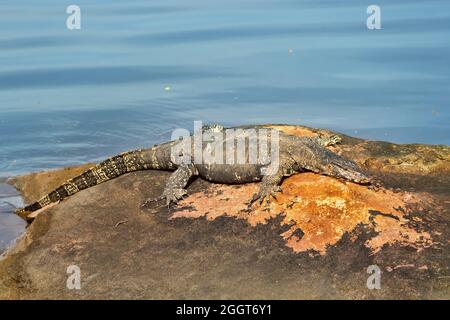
[329,160,371,185]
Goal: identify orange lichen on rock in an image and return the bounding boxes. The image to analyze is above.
[173,173,433,255]
[365,214,434,254]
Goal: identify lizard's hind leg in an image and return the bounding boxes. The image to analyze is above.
[142,164,198,208]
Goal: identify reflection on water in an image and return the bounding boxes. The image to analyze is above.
[0,0,449,251]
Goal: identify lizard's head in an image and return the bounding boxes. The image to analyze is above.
[319,156,371,185]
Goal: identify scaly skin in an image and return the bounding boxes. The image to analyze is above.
[16,125,371,219]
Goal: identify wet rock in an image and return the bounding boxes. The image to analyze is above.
[0,125,448,299]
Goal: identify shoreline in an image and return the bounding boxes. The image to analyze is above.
[0,182,26,254]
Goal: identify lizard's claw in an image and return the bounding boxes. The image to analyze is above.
[248,185,282,209]
[162,188,188,207]
[141,195,164,208]
[142,188,188,209]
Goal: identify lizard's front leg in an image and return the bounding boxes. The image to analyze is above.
[142,164,198,207]
[248,157,297,207]
[249,172,284,206]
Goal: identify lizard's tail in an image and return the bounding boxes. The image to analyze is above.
[16,148,155,220]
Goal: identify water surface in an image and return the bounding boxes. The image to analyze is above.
[0,183,26,253]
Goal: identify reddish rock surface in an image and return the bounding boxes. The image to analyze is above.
[172,173,434,255]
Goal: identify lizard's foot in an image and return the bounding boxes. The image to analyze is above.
[248,185,282,208]
[162,187,188,206]
[142,188,188,208]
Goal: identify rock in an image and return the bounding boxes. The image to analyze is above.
[7,163,94,205]
[0,125,448,299]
